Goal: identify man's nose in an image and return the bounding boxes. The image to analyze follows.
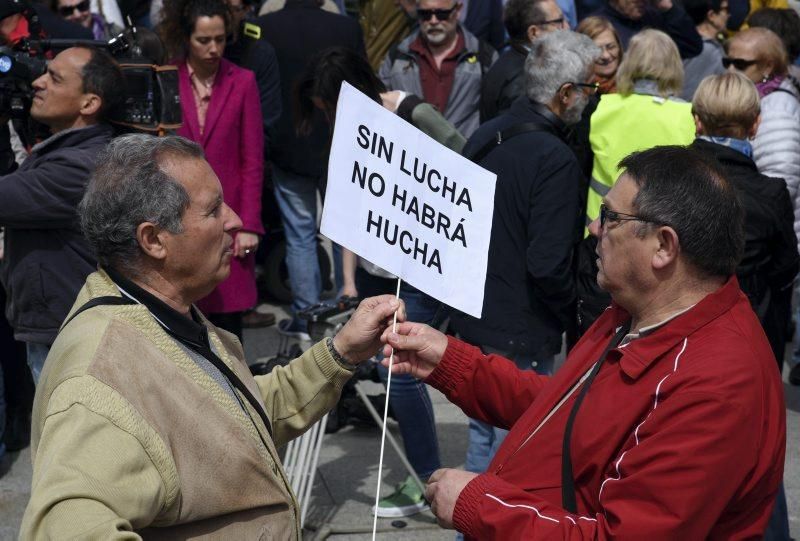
[588,217,601,238]
[32,75,46,91]
[223,203,243,233]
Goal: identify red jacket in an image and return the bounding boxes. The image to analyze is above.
[427,277,785,539]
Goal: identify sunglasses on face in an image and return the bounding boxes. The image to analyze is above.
[722,57,758,70]
[417,4,459,21]
[58,0,90,16]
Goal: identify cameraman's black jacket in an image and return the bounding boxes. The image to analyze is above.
[450,97,581,358]
[0,123,112,345]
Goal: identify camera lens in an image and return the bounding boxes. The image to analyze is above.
[0,55,13,74]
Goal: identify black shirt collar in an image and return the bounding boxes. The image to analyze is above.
[104,266,209,347]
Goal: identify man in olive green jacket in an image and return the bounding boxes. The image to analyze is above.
[21,134,404,539]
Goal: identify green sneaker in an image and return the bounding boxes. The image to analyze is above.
[376,476,429,518]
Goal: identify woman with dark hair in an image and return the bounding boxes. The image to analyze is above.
[158,0,264,340]
[295,46,462,518]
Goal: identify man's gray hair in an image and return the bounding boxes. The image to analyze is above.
[79,134,202,272]
[525,30,600,104]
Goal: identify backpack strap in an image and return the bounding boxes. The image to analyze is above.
[476,39,495,75]
[770,86,800,102]
[59,293,274,438]
[387,42,401,66]
[60,296,136,331]
[468,121,549,163]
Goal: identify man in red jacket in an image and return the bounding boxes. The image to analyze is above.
[382,145,786,539]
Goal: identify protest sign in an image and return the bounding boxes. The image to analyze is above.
[321,82,496,318]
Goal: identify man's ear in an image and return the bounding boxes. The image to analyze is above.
[652,225,679,270]
[526,25,539,43]
[80,93,102,118]
[136,222,169,261]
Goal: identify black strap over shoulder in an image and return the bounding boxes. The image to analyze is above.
[468,121,550,163]
[172,331,274,438]
[561,321,631,513]
[60,296,136,330]
[476,39,495,75]
[60,295,274,439]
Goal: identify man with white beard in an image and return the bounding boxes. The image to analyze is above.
[378,0,497,138]
[450,30,601,477]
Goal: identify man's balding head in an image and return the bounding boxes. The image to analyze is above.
[30,46,123,133]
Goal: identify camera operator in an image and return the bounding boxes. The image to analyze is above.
[0,45,123,383]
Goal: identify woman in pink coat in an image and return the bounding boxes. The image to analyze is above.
[159,0,264,340]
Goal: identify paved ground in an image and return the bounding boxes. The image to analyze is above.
[1,301,798,540]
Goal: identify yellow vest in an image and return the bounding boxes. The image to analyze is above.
[585,93,695,233]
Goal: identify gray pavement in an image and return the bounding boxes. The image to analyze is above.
[1,301,798,540]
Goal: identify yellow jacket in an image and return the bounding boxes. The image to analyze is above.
[586,92,695,229]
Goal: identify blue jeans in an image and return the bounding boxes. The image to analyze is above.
[272,166,321,317]
[26,342,50,385]
[357,268,442,480]
[464,350,554,475]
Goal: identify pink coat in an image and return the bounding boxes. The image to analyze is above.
[177,58,264,314]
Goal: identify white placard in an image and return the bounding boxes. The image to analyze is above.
[321,82,496,318]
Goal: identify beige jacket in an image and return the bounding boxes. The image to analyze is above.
[21,270,354,539]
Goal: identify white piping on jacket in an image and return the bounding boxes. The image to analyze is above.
[598,338,689,503]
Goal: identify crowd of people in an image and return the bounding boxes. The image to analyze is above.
[0,0,799,538]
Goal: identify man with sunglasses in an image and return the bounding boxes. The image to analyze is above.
[51,0,122,40]
[383,146,784,539]
[378,0,496,138]
[450,30,599,498]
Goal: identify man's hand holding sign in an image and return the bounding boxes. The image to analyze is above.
[320,82,496,537]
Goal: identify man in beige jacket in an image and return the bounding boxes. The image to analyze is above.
[20,134,405,539]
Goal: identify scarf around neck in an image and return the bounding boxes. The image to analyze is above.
[698,135,753,158]
[756,75,785,98]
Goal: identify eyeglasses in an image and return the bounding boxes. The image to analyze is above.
[58,0,90,16]
[533,17,565,27]
[722,57,758,70]
[567,81,600,94]
[599,204,659,228]
[417,4,460,21]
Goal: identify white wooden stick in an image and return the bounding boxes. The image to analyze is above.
[372,277,403,540]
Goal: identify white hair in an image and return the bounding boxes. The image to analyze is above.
[525,30,600,104]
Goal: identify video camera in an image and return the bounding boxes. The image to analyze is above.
[0,0,181,133]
